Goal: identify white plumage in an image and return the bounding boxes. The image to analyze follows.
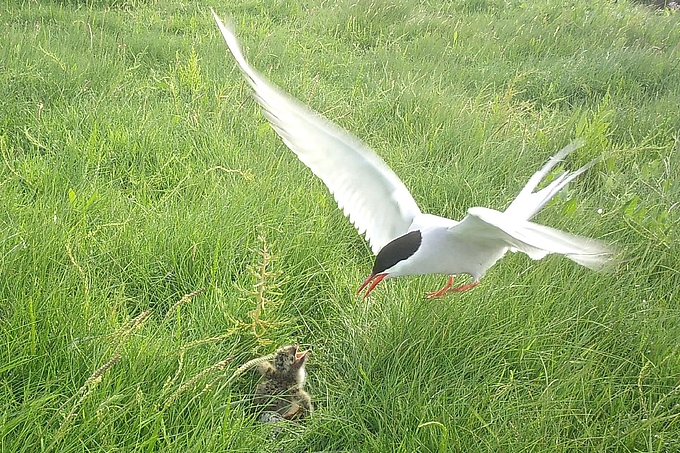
[212,12,614,298]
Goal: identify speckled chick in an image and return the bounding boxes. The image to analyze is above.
[254,345,313,420]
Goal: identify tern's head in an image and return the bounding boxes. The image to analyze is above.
[357,230,422,298]
[274,345,309,374]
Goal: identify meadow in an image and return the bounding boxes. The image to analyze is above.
[1,0,679,451]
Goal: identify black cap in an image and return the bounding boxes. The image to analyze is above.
[372,230,422,275]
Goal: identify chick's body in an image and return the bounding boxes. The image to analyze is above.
[254,345,313,420]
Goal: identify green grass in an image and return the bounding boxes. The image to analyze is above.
[1,0,679,451]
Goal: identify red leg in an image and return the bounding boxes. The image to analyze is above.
[450,281,479,293]
[426,278,479,298]
[426,276,455,299]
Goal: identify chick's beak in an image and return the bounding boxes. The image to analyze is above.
[293,345,308,363]
[356,273,387,299]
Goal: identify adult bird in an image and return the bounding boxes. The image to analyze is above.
[212,12,614,298]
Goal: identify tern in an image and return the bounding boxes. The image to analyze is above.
[212,12,614,298]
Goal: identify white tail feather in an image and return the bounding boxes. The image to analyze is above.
[467,207,615,272]
[504,140,597,220]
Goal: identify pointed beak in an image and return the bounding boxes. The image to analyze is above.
[293,345,308,363]
[356,273,388,299]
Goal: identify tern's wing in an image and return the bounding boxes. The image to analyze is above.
[449,207,614,273]
[212,11,421,253]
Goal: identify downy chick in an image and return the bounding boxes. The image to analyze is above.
[254,345,313,420]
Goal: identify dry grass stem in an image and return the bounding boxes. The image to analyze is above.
[113,308,153,351]
[163,350,186,394]
[86,220,130,239]
[47,354,122,452]
[225,353,276,385]
[204,165,254,180]
[80,354,122,391]
[180,332,236,351]
[236,235,287,338]
[66,242,89,295]
[164,287,206,320]
[163,356,234,409]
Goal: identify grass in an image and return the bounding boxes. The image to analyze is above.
[1,0,679,451]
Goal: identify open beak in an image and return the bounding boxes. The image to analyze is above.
[356,273,387,299]
[293,345,308,363]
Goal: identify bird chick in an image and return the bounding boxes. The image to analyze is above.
[253,345,313,421]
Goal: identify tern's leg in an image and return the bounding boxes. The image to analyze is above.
[426,276,455,298]
[426,278,479,298]
[450,281,479,293]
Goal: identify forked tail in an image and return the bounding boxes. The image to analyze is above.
[504,140,596,221]
[467,206,616,273]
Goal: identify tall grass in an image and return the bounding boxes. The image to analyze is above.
[1,0,678,451]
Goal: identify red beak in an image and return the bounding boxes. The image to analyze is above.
[356,273,387,298]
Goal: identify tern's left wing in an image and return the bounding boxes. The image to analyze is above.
[212,11,421,253]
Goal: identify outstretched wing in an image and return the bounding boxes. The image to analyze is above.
[212,11,421,253]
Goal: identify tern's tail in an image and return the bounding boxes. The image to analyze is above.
[504,140,596,221]
[468,207,616,273]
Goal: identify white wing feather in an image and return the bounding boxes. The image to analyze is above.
[212,11,421,253]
